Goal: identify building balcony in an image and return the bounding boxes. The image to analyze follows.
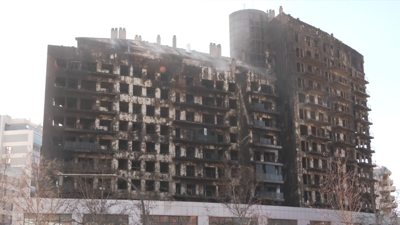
[307,166,328,173]
[173,81,231,95]
[307,150,326,157]
[172,174,219,182]
[252,138,282,150]
[380,186,396,193]
[328,66,350,76]
[172,120,230,130]
[354,116,373,125]
[63,106,117,115]
[352,88,370,98]
[250,103,280,115]
[302,71,327,82]
[306,133,331,142]
[301,56,326,67]
[173,101,230,112]
[251,120,281,132]
[173,135,230,146]
[331,109,354,118]
[331,124,354,133]
[64,125,116,134]
[353,102,371,111]
[65,67,119,78]
[173,193,218,201]
[55,86,118,98]
[355,131,374,139]
[255,173,284,184]
[255,191,284,201]
[302,101,331,111]
[329,79,351,90]
[350,73,369,84]
[330,93,353,104]
[333,139,355,148]
[63,141,114,154]
[304,87,327,96]
[357,160,376,168]
[248,90,279,98]
[173,155,227,164]
[303,118,330,126]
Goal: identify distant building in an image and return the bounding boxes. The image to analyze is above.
[374,166,398,216]
[0,115,42,168]
[0,165,23,225]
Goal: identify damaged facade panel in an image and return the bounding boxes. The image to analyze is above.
[42,36,284,204]
[229,9,373,210]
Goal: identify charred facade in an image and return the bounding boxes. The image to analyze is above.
[230,8,374,210]
[42,30,284,204]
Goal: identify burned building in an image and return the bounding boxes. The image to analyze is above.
[42,28,284,204]
[230,8,374,209]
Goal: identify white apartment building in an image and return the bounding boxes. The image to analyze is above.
[374,165,398,216]
[0,115,42,168]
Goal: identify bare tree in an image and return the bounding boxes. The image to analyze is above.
[206,164,268,225]
[319,156,364,225]
[11,156,72,225]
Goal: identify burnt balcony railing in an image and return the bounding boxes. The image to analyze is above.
[252,138,282,149]
[355,131,374,139]
[252,120,281,132]
[330,92,352,103]
[174,133,228,146]
[251,103,279,115]
[354,115,373,125]
[64,124,115,134]
[255,173,283,182]
[354,102,371,111]
[64,141,111,153]
[352,88,370,98]
[302,71,326,81]
[256,191,284,200]
[351,73,369,84]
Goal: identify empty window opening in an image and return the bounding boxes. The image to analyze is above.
[216,81,223,90]
[175,146,181,157]
[230,133,237,143]
[229,116,237,126]
[202,79,214,89]
[67,79,78,89]
[81,61,95,71]
[146,142,155,153]
[119,121,128,131]
[186,94,194,103]
[175,111,180,120]
[146,106,155,116]
[99,139,111,150]
[216,98,224,107]
[300,125,308,135]
[120,65,129,76]
[146,87,155,98]
[101,64,114,74]
[145,162,155,172]
[133,85,142,96]
[160,162,169,173]
[228,83,236,92]
[145,180,155,191]
[186,165,195,177]
[133,67,142,78]
[231,151,238,161]
[55,77,66,88]
[160,181,169,192]
[186,147,195,158]
[186,77,193,86]
[160,107,169,118]
[229,99,237,109]
[118,159,128,170]
[203,114,214,124]
[81,99,95,110]
[160,143,169,154]
[132,103,141,114]
[298,93,305,103]
[120,102,129,113]
[118,180,128,190]
[132,161,141,171]
[175,93,180,102]
[217,115,224,125]
[132,141,141,151]
[202,97,214,106]
[146,124,155,134]
[160,125,169,135]
[53,97,66,107]
[119,140,128,151]
[56,59,67,69]
[186,112,194,121]
[120,83,129,94]
[131,179,141,190]
[161,89,169,100]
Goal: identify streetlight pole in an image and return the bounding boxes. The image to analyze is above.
[58,173,147,225]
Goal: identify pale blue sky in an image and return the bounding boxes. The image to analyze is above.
[0,0,398,185]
